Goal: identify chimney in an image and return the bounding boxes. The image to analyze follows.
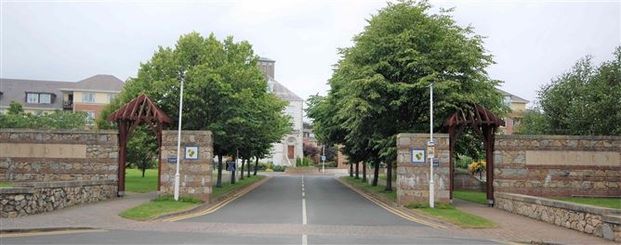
[258,57,275,79]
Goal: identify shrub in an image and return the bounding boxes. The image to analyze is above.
[468,160,486,175]
[272,165,286,172]
[456,155,473,169]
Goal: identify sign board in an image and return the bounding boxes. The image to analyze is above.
[167,156,177,164]
[226,161,236,171]
[426,141,435,159]
[411,149,425,163]
[433,158,440,167]
[321,155,326,161]
[185,146,199,160]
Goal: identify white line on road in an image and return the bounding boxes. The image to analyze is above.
[302,176,307,225]
[302,234,308,245]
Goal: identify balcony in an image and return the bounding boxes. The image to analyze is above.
[63,101,73,110]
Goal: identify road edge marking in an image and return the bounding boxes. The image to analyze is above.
[0,229,107,238]
[336,177,446,229]
[163,176,272,222]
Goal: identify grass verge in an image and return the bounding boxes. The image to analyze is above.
[555,197,621,209]
[340,176,396,202]
[212,175,265,201]
[125,168,158,193]
[453,190,487,205]
[119,195,202,221]
[0,182,13,188]
[407,203,496,228]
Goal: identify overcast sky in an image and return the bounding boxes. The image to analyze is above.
[1,0,619,106]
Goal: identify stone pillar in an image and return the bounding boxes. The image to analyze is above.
[159,130,213,202]
[396,133,450,206]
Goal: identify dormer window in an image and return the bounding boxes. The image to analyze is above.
[26,92,54,104]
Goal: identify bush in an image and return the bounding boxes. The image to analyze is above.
[296,157,314,167]
[272,165,286,172]
[0,110,88,129]
[456,155,473,169]
[468,160,486,175]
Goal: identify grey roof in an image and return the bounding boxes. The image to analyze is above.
[269,79,303,102]
[258,56,276,63]
[0,75,124,109]
[498,88,529,103]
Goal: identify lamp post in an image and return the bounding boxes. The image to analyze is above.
[174,72,185,201]
[428,81,435,208]
[321,145,325,174]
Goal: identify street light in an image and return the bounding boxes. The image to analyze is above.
[321,145,325,174]
[428,81,435,208]
[174,71,186,201]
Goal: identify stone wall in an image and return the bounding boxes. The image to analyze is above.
[0,180,117,218]
[454,171,486,192]
[496,192,621,242]
[0,129,118,182]
[494,135,621,197]
[396,133,450,205]
[159,130,213,202]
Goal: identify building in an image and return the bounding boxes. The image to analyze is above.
[0,75,124,123]
[498,89,529,134]
[258,57,304,166]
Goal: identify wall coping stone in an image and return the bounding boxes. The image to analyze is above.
[0,128,117,135]
[496,192,621,216]
[12,180,116,188]
[0,187,34,194]
[496,134,621,140]
[397,133,449,138]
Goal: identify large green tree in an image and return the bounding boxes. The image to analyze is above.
[307,1,504,191]
[98,32,290,187]
[519,47,621,135]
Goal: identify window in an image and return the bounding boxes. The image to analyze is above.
[82,93,95,103]
[26,93,39,104]
[39,94,52,104]
[108,93,116,103]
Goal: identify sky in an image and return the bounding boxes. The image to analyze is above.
[1,0,620,107]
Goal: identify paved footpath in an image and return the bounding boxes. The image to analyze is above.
[1,192,156,230]
[453,199,614,244]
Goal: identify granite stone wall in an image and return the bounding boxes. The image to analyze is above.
[0,129,118,182]
[159,130,213,202]
[396,133,450,205]
[0,180,117,218]
[494,135,621,197]
[496,192,621,242]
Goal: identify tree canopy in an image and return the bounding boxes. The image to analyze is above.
[517,47,621,136]
[98,32,291,186]
[307,1,504,190]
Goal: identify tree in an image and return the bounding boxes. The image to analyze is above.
[98,32,290,187]
[520,47,621,135]
[0,110,87,129]
[126,126,158,177]
[7,101,23,115]
[307,1,504,191]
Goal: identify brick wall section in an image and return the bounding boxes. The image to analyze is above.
[0,180,117,218]
[494,135,621,197]
[396,133,450,205]
[454,171,486,192]
[496,192,621,242]
[159,130,213,202]
[0,129,118,182]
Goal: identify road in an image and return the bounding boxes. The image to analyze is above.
[2,176,498,244]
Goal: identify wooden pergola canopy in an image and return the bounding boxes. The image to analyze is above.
[107,94,171,125]
[443,103,505,130]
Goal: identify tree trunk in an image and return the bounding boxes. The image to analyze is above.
[385,160,393,191]
[240,158,245,180]
[141,164,146,177]
[355,162,360,179]
[372,161,379,186]
[349,163,353,177]
[247,158,252,177]
[216,154,223,187]
[362,162,367,182]
[231,155,236,184]
[253,157,259,176]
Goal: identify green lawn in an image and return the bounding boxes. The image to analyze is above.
[0,182,13,188]
[119,195,202,221]
[125,168,158,193]
[453,190,487,205]
[341,176,397,202]
[212,175,265,201]
[408,203,496,228]
[555,197,621,209]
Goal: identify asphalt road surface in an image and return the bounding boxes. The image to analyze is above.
[2,176,498,244]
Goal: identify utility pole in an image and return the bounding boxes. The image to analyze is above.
[174,71,185,201]
[428,82,435,208]
[321,145,325,174]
